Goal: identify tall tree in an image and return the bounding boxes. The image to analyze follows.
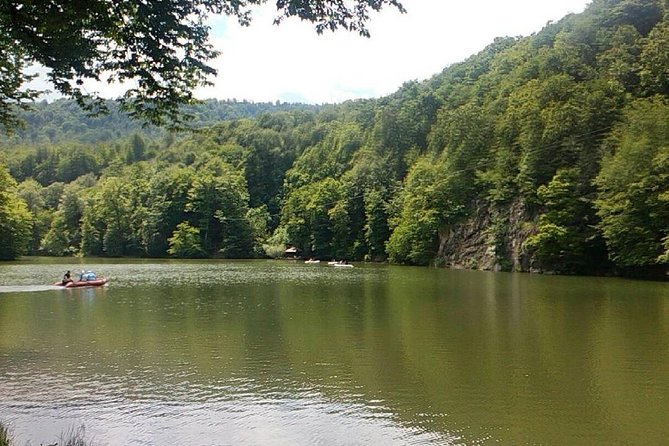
[386,156,467,265]
[17,178,53,254]
[41,182,86,256]
[595,97,669,271]
[0,163,33,259]
[185,163,253,257]
[524,168,608,274]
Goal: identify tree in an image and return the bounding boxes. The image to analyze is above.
[247,205,271,257]
[143,166,195,256]
[0,0,404,132]
[524,168,608,274]
[363,189,390,261]
[41,183,86,256]
[126,133,147,163]
[17,178,53,254]
[278,177,350,258]
[168,222,206,258]
[80,176,133,256]
[386,157,466,265]
[595,97,669,270]
[638,21,669,96]
[0,163,33,259]
[185,163,254,257]
[56,147,100,183]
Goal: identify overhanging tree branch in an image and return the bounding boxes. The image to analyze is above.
[0,0,405,132]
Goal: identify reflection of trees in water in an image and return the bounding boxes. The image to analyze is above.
[1,264,668,444]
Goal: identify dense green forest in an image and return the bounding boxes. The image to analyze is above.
[1,0,667,277]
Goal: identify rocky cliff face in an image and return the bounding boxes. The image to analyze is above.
[437,199,538,272]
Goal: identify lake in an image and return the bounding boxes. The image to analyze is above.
[0,258,667,445]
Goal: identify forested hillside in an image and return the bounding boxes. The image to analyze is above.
[1,0,667,277]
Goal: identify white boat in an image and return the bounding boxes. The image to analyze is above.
[332,262,354,268]
[305,259,320,264]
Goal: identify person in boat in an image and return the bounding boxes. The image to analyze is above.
[79,270,96,281]
[62,270,73,285]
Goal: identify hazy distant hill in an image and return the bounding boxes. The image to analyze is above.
[3,99,321,147]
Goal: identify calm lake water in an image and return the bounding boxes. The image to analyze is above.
[0,258,667,445]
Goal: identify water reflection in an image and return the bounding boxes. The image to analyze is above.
[0,260,668,445]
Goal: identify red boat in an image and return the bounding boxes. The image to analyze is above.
[54,277,108,288]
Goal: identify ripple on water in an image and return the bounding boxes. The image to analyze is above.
[1,362,459,445]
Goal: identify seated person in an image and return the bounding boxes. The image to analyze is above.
[62,270,73,285]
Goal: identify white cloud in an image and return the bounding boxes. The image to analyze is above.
[196,0,591,103]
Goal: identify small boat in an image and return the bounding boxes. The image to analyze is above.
[54,277,108,288]
[304,259,320,264]
[332,262,354,268]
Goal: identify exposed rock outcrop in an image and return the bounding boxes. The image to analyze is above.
[437,199,538,272]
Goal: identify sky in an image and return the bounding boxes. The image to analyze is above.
[33,0,592,105]
[196,0,591,104]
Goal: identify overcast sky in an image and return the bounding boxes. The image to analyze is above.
[35,0,592,105]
